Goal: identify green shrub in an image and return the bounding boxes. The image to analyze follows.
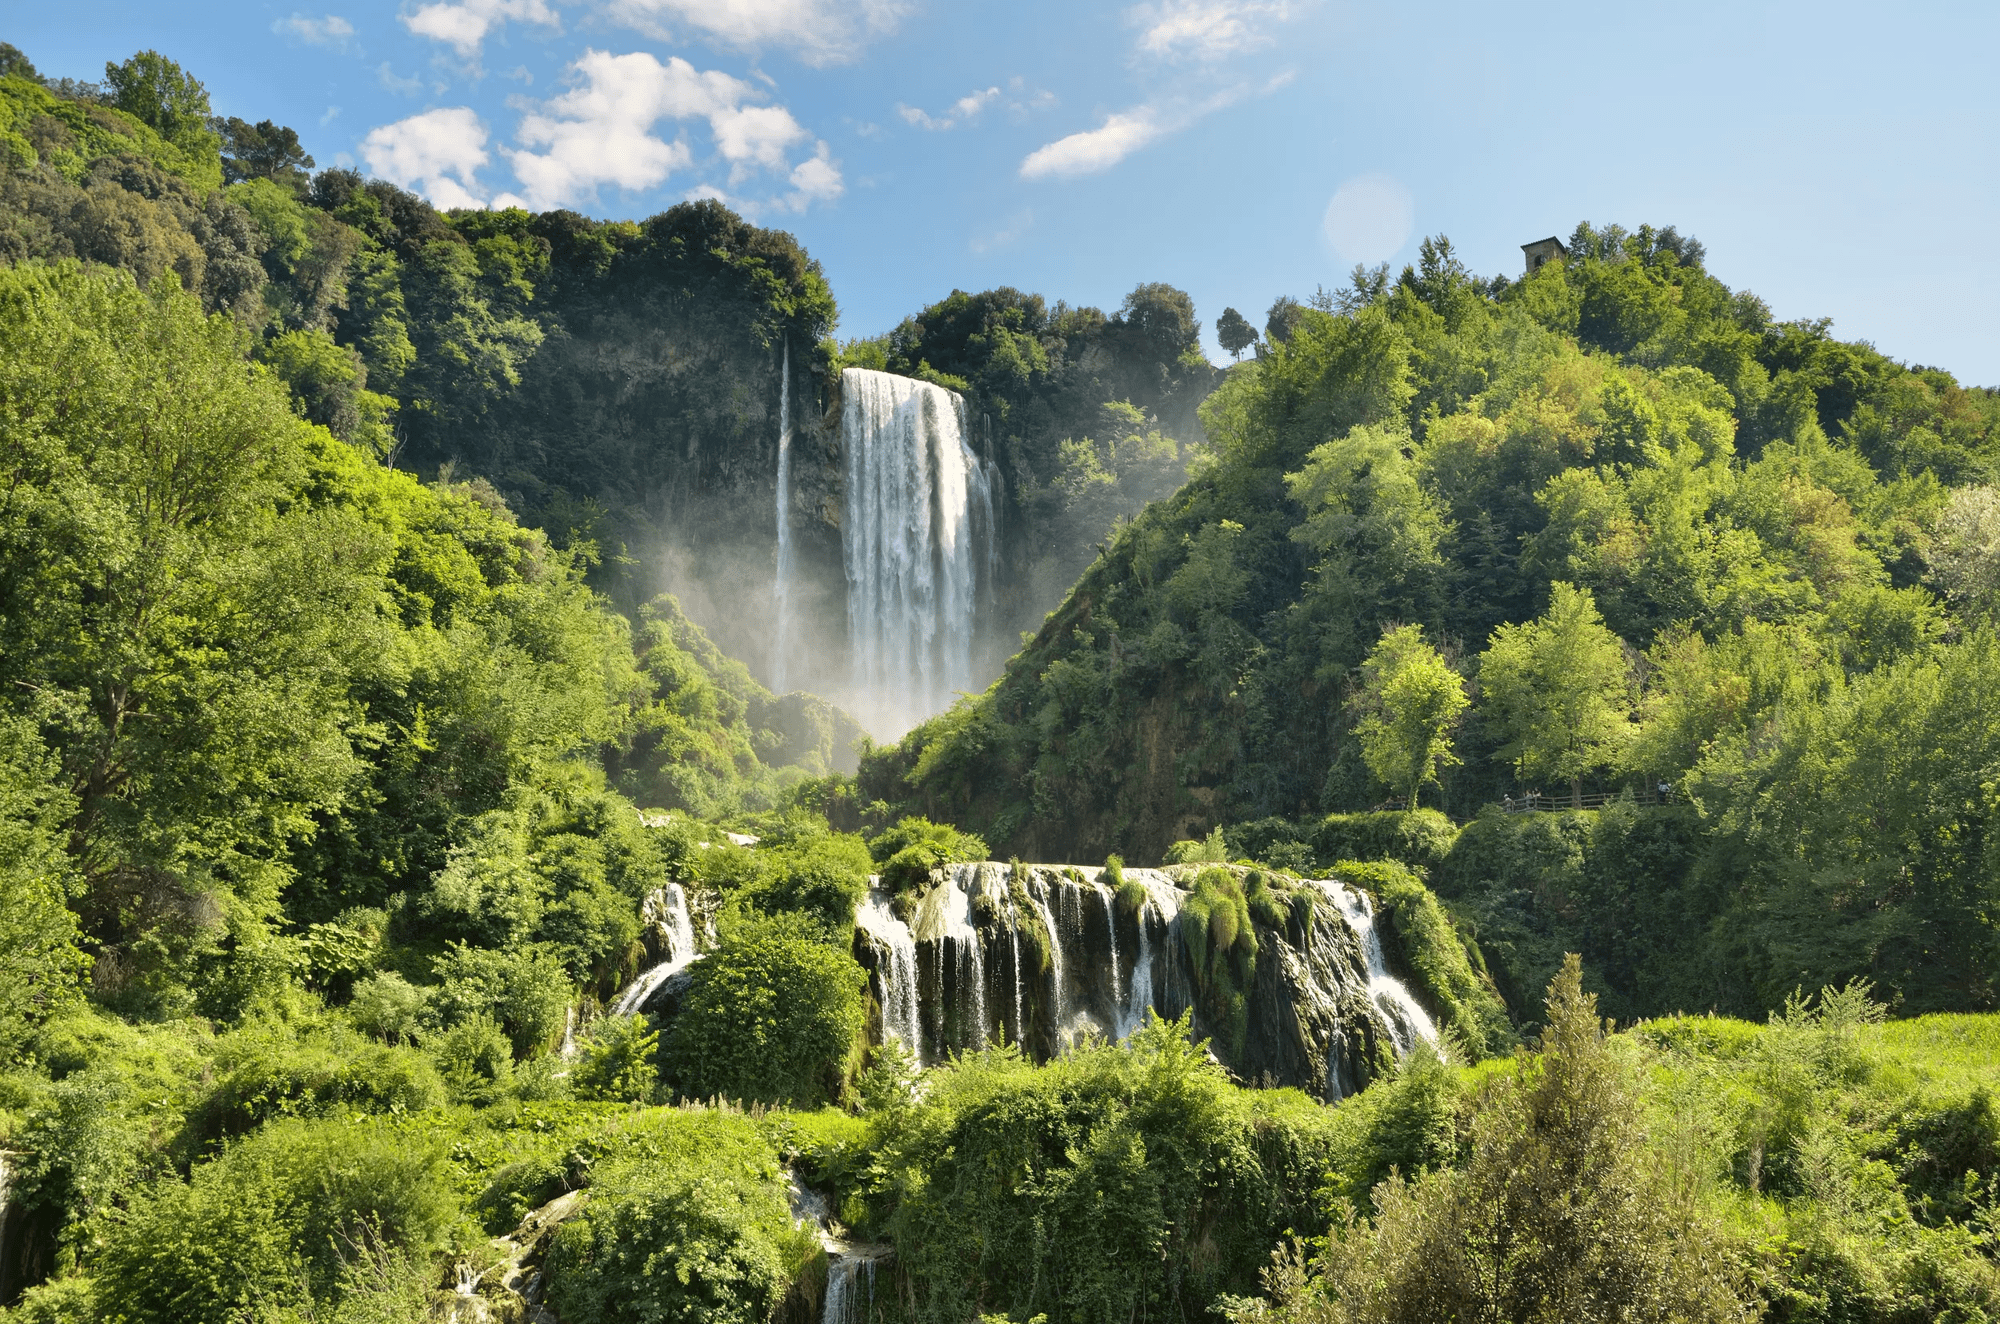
[663,923,865,1106]
[430,942,574,1057]
[89,1118,457,1324]
[542,1112,815,1324]
[347,970,430,1044]
[572,1013,661,1104]
[1312,809,1459,874]
[877,1014,1342,1324]
[745,831,872,939]
[431,1013,515,1102]
[188,1021,444,1143]
[1164,827,1230,864]
[870,816,988,892]
[1338,859,1513,1058]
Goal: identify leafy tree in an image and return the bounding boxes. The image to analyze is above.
[0,41,40,82]
[102,49,215,156]
[1266,294,1305,343]
[1217,305,1258,360]
[1354,626,1467,809]
[214,116,313,188]
[1478,583,1635,803]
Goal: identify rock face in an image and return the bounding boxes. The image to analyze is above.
[851,863,1438,1100]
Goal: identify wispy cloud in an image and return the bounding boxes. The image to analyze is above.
[1021,3,1296,181]
[1130,1,1290,62]
[378,62,424,95]
[1020,76,1285,180]
[273,13,357,50]
[602,0,909,66]
[361,106,493,210]
[402,0,559,58]
[896,86,999,131]
[971,208,1034,253]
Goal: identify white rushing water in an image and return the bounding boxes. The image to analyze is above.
[840,368,997,736]
[856,887,922,1056]
[1310,880,1440,1055]
[1026,882,1067,1044]
[772,339,794,693]
[611,883,700,1017]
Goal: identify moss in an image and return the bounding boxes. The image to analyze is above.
[1009,862,1053,976]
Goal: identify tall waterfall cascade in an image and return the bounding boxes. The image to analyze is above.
[840,368,998,737]
[772,340,794,693]
[852,863,1439,1100]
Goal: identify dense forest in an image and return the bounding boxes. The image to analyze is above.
[2,38,1999,1324]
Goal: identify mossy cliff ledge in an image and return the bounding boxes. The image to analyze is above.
[847,861,1474,1098]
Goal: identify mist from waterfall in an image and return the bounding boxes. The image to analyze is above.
[772,340,793,694]
[841,368,997,738]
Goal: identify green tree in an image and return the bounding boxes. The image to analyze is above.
[1217,305,1258,360]
[215,116,313,188]
[1479,582,1634,804]
[103,50,216,156]
[1354,626,1467,809]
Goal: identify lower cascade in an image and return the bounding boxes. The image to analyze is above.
[610,882,701,1018]
[852,863,1437,1099]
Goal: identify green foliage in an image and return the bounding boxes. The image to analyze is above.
[542,1110,814,1324]
[1165,827,1230,865]
[663,923,865,1106]
[89,1118,458,1324]
[571,1013,661,1103]
[869,816,988,893]
[874,1014,1342,1324]
[1353,625,1467,808]
[1179,867,1260,1053]
[1336,860,1512,1058]
[1312,810,1459,875]
[1255,956,1754,1323]
[1478,581,1635,798]
[0,715,89,1056]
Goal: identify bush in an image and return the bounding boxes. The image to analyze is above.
[869,816,988,892]
[188,1021,444,1143]
[1312,810,1458,874]
[1164,827,1230,865]
[430,942,574,1057]
[746,831,872,939]
[89,1118,457,1324]
[571,1013,660,1103]
[542,1111,816,1324]
[663,923,865,1106]
[347,970,429,1044]
[1337,859,1514,1059]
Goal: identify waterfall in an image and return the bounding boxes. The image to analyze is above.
[773,340,793,693]
[1124,901,1152,1040]
[1098,881,1121,1018]
[1009,913,1025,1047]
[1027,882,1066,1046]
[857,887,922,1059]
[841,368,996,736]
[1310,881,1440,1055]
[610,883,700,1017]
[824,1254,878,1324]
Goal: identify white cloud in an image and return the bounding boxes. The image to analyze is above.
[361,107,494,208]
[1020,75,1287,180]
[274,13,357,49]
[402,0,559,57]
[784,143,843,208]
[896,86,1000,131]
[502,48,840,211]
[320,105,342,125]
[1019,108,1163,179]
[1130,1,1289,62]
[603,0,909,66]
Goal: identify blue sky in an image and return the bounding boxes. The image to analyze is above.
[14,1,2000,381]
